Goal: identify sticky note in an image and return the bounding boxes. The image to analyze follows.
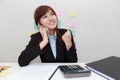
[56,9,63,16]
[69,22,76,28]
[71,30,76,37]
[0,66,11,71]
[0,70,10,77]
[58,20,62,27]
[0,66,11,77]
[28,32,33,37]
[33,22,38,29]
[69,10,76,17]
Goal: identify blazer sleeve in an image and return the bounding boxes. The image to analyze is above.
[65,30,78,62]
[18,33,42,66]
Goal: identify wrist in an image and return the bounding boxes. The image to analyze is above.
[39,40,48,49]
[65,42,72,51]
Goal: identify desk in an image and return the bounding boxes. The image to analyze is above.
[0,63,107,80]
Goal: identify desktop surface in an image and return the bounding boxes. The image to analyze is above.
[0,63,107,80]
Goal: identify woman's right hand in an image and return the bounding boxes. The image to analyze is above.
[38,26,49,49]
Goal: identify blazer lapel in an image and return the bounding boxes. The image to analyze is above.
[56,39,65,61]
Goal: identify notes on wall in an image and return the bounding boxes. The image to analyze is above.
[69,10,76,17]
[56,9,77,37]
[56,9,63,16]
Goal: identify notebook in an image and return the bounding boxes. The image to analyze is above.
[86,56,120,80]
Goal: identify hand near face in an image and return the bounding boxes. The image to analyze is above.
[62,29,72,51]
[38,25,49,49]
[39,26,49,41]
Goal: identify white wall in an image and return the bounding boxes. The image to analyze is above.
[0,0,120,62]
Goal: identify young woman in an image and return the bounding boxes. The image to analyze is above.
[18,5,78,66]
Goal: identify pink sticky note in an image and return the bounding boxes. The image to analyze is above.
[69,22,76,28]
[56,9,63,16]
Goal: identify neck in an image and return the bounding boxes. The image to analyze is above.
[49,30,55,35]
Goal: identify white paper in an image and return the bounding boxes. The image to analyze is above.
[9,65,57,80]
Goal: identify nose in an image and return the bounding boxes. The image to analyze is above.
[48,15,53,21]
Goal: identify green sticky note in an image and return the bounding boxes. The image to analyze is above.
[33,22,38,29]
[71,30,75,37]
[58,20,62,27]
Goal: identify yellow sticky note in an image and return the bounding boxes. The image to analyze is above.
[0,70,10,77]
[0,66,11,77]
[69,10,76,17]
[28,32,33,37]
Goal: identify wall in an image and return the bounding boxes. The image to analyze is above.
[0,0,120,62]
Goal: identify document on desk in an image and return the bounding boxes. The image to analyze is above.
[11,64,58,80]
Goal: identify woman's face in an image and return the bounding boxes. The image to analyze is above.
[39,9,58,30]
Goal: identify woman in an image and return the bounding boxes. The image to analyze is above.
[18,5,78,66]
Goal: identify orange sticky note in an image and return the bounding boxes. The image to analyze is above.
[0,66,11,71]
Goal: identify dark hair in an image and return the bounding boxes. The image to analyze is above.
[34,5,57,26]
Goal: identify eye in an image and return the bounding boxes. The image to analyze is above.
[50,12,55,16]
[51,13,54,15]
[42,15,47,19]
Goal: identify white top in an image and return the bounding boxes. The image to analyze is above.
[0,63,107,80]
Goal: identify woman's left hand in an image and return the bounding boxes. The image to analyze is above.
[62,29,72,51]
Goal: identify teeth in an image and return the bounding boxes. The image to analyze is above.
[49,21,54,25]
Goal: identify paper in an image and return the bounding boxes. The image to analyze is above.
[0,66,11,71]
[71,30,76,37]
[33,22,38,29]
[0,66,11,77]
[12,65,58,80]
[28,32,33,37]
[69,22,76,28]
[69,10,76,17]
[0,70,10,77]
[58,20,62,27]
[56,9,63,16]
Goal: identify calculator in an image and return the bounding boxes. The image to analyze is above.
[59,65,91,78]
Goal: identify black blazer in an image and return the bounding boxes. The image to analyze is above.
[18,29,78,66]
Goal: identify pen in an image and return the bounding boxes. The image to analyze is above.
[0,68,4,73]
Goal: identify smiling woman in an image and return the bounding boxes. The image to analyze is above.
[18,5,78,66]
